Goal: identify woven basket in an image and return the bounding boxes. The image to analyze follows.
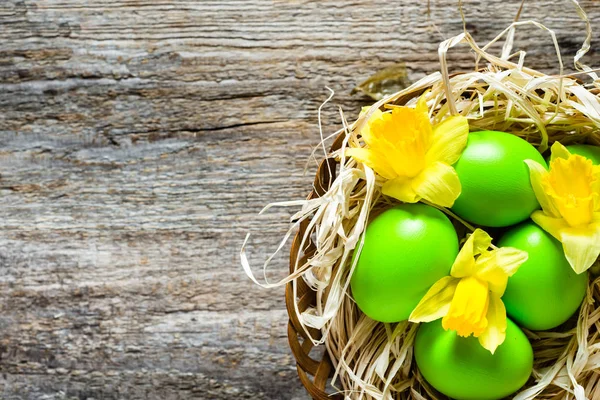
[277,8,600,395]
[285,65,600,399]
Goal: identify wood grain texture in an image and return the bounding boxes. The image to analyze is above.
[1,1,600,399]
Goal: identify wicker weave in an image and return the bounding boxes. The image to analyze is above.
[286,135,344,400]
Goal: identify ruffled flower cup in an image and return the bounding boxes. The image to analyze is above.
[409,229,528,354]
[346,94,469,208]
[526,142,600,274]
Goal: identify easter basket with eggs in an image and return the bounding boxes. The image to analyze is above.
[242,4,600,400]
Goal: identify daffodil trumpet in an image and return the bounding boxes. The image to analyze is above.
[409,229,528,354]
[525,142,600,274]
[346,94,469,208]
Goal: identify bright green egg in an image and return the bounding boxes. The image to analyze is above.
[350,203,458,322]
[414,319,533,400]
[451,130,547,227]
[499,222,587,330]
[566,144,600,164]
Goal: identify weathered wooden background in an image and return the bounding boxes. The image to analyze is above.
[1,1,600,399]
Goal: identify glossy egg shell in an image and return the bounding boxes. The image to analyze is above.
[451,130,547,227]
[566,144,600,164]
[350,203,458,322]
[414,319,533,400]
[499,222,587,330]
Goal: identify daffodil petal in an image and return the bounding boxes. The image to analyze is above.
[346,148,396,180]
[412,162,461,208]
[475,247,528,295]
[426,116,469,165]
[416,91,429,114]
[550,141,572,163]
[559,225,600,274]
[531,210,570,241]
[382,176,419,203]
[478,293,507,354]
[450,229,492,278]
[409,276,459,323]
[525,159,558,217]
[470,229,494,254]
[358,106,384,146]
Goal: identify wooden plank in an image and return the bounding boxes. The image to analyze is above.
[1,0,600,398]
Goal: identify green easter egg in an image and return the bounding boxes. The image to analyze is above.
[350,203,458,322]
[566,144,600,164]
[499,222,587,330]
[414,319,533,400]
[451,130,547,227]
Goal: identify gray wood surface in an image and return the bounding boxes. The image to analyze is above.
[1,1,600,399]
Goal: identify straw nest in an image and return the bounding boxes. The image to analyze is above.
[242,4,600,400]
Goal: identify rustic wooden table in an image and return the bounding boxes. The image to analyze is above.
[1,1,600,399]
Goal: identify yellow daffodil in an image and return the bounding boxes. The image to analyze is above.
[525,142,600,274]
[347,94,469,208]
[409,229,528,354]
